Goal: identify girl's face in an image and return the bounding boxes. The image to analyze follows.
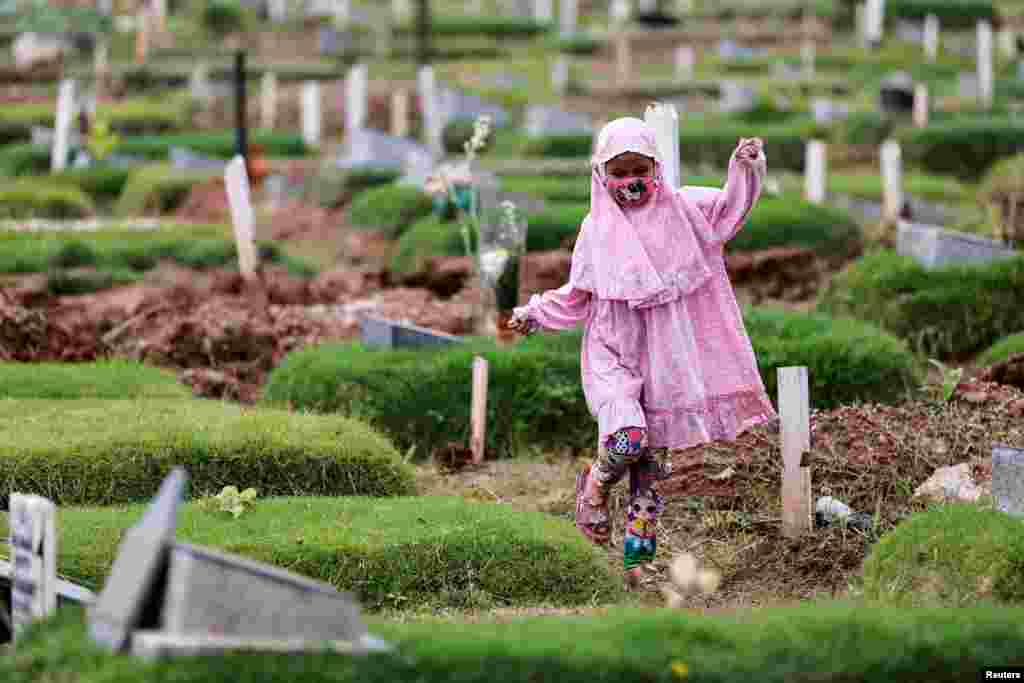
[605,152,655,179]
[604,152,658,208]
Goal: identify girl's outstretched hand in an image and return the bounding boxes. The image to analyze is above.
[735,137,764,163]
[507,313,539,336]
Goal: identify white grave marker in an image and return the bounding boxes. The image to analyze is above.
[644,102,680,190]
[261,72,278,131]
[470,356,489,464]
[534,0,553,23]
[417,66,442,157]
[332,0,350,27]
[804,139,826,204]
[190,62,211,102]
[801,39,815,77]
[854,2,866,46]
[778,367,812,538]
[391,89,410,138]
[611,0,630,27]
[614,34,631,86]
[999,27,1017,61]
[268,0,287,22]
[346,63,368,135]
[881,139,903,221]
[51,79,75,173]
[865,0,884,46]
[9,494,57,641]
[675,45,695,81]
[559,0,577,37]
[302,81,321,148]
[393,0,412,23]
[978,19,994,109]
[912,83,929,127]
[551,55,569,95]
[224,156,259,282]
[923,13,939,61]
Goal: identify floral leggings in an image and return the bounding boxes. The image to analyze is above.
[591,426,671,570]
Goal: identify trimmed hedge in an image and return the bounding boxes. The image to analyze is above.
[898,118,1024,181]
[13,600,1024,682]
[0,360,190,399]
[817,249,1024,360]
[728,197,863,257]
[0,143,49,176]
[860,503,1024,607]
[394,16,548,37]
[0,180,95,219]
[0,97,190,139]
[887,0,996,28]
[306,166,403,209]
[115,164,220,217]
[347,183,435,238]
[0,496,620,609]
[389,215,477,276]
[975,332,1024,367]
[52,165,134,203]
[0,399,415,506]
[262,308,921,461]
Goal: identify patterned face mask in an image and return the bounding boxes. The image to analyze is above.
[605,175,659,208]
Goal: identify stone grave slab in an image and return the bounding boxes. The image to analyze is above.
[360,313,465,350]
[896,221,1019,270]
[993,445,1024,517]
[132,631,393,659]
[718,82,756,115]
[336,129,435,172]
[437,88,509,128]
[523,105,592,138]
[811,98,849,124]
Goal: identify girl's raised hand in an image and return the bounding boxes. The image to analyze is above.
[735,137,764,162]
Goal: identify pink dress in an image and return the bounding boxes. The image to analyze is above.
[516,161,779,452]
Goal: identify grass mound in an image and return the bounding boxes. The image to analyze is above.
[8,601,1024,681]
[976,332,1024,367]
[263,308,920,460]
[817,248,1024,360]
[0,360,190,399]
[0,495,619,611]
[0,399,414,506]
[347,183,435,239]
[0,179,95,219]
[860,503,1024,607]
[114,164,220,217]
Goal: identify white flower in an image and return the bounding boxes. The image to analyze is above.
[478,247,510,286]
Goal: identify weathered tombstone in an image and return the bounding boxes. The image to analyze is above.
[359,313,464,349]
[674,45,694,82]
[225,156,259,281]
[88,468,188,652]
[559,0,577,37]
[717,38,741,61]
[614,34,631,87]
[912,83,929,127]
[551,55,569,96]
[644,102,679,190]
[812,98,849,124]
[611,0,630,27]
[864,0,885,47]
[801,39,815,77]
[13,32,65,69]
[959,71,979,99]
[718,81,756,115]
[523,104,592,137]
[999,27,1018,61]
[895,18,922,43]
[880,139,903,222]
[992,445,1024,518]
[418,66,443,158]
[302,81,321,148]
[978,19,994,109]
[392,0,412,23]
[268,0,287,22]
[9,494,57,642]
[436,88,509,127]
[879,72,915,115]
[923,13,939,61]
[533,0,553,23]
[346,63,368,135]
[391,89,409,138]
[51,79,75,173]
[778,367,812,538]
[261,72,278,131]
[338,128,433,171]
[190,62,212,102]
[896,221,1019,269]
[332,0,350,27]
[804,139,826,204]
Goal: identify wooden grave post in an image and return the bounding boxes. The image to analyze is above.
[470,356,489,464]
[778,366,812,538]
[224,156,259,282]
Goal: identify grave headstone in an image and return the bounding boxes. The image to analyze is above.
[896,221,1019,269]
[674,45,694,82]
[717,38,742,61]
[533,0,553,23]
[51,79,75,173]
[261,72,278,131]
[865,0,884,47]
[346,63,368,135]
[318,25,340,55]
[611,0,630,27]
[190,62,212,102]
[977,19,994,109]
[811,98,849,124]
[804,139,826,204]
[880,139,903,221]
[268,0,287,22]
[992,445,1024,518]
[551,56,569,96]
[559,0,577,36]
[391,89,410,138]
[418,66,443,158]
[1019,60,1024,82]
[644,103,679,190]
[923,13,939,61]
[437,89,509,128]
[523,104,592,137]
[302,81,321,148]
[225,156,259,281]
[912,83,928,127]
[360,314,465,349]
[171,147,226,171]
[778,367,813,538]
[9,494,57,642]
[854,2,866,47]
[895,19,922,43]
[801,39,815,77]
[718,81,756,115]
[132,631,391,659]
[337,128,434,172]
[392,0,412,23]
[958,71,979,99]
[88,468,188,652]
[614,34,631,86]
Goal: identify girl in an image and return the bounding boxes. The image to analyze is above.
[507,117,777,585]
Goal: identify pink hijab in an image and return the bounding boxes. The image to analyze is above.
[568,117,713,309]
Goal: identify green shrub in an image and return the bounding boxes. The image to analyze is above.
[0,180,94,219]
[0,495,619,609]
[46,267,140,295]
[52,165,133,202]
[200,0,247,37]
[115,131,307,161]
[347,183,435,238]
[263,308,920,460]
[551,32,600,54]
[0,143,49,176]
[115,164,219,217]
[0,398,415,506]
[898,118,1024,180]
[728,197,863,257]
[0,360,191,399]
[390,215,477,276]
[9,601,1024,682]
[523,203,588,251]
[394,16,547,37]
[0,98,189,139]
[975,332,1024,367]
[860,503,1024,607]
[306,166,402,209]
[887,0,996,28]
[833,111,893,146]
[818,249,1024,360]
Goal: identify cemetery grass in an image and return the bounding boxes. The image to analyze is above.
[0,359,190,399]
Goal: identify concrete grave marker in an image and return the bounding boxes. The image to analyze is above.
[778,367,812,538]
[302,81,321,148]
[896,221,1018,269]
[524,104,592,137]
[261,72,278,131]
[9,494,57,641]
[551,55,569,95]
[854,2,866,46]
[190,62,212,102]
[418,66,443,157]
[533,0,553,23]
[559,0,577,37]
[51,79,75,173]
[392,0,412,23]
[804,140,826,204]
[865,0,885,46]
[614,34,631,87]
[644,102,680,190]
[391,89,410,137]
[912,83,929,127]
[470,356,489,464]
[959,71,979,99]
[360,313,464,349]
[268,0,287,22]
[978,19,994,109]
[88,468,188,652]
[225,156,260,282]
[923,13,939,61]
[132,631,391,659]
[812,98,849,124]
[801,39,815,77]
[346,63,368,135]
[992,445,1024,518]
[880,139,903,221]
[611,0,630,27]
[674,45,694,82]
[718,81,756,114]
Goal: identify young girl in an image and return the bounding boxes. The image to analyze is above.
[507,117,777,585]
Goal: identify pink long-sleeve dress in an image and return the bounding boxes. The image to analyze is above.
[516,157,779,452]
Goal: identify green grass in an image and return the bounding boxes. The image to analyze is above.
[860,503,1024,608]
[9,600,1024,681]
[0,360,190,399]
[976,331,1024,366]
[0,495,620,611]
[0,399,414,506]
[114,164,221,217]
[0,179,95,219]
[778,172,976,205]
